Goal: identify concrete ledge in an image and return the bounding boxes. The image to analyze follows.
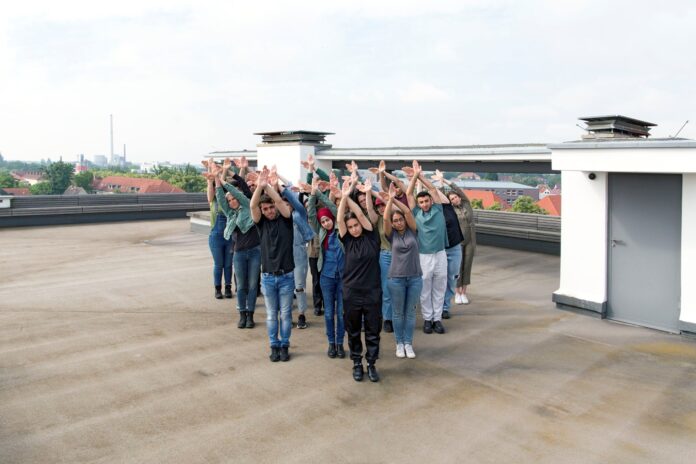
[553,292,607,317]
[679,320,696,337]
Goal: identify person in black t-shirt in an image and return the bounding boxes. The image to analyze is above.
[337,179,382,382]
[250,167,295,363]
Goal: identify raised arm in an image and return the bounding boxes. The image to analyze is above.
[383,195,394,238]
[343,180,373,232]
[406,161,419,210]
[250,168,267,223]
[389,185,417,232]
[359,178,379,225]
[265,172,292,219]
[417,166,448,204]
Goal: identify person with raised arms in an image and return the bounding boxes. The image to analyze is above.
[383,183,422,359]
[337,179,382,382]
[250,167,296,362]
[406,160,449,335]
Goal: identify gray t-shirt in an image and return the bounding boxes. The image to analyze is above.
[387,228,422,278]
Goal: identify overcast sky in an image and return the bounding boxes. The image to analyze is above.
[1,0,695,163]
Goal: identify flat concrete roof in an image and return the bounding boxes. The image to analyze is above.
[1,220,695,463]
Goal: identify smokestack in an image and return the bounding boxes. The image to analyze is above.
[123,144,126,165]
[110,114,114,164]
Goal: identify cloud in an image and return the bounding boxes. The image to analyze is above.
[399,82,448,104]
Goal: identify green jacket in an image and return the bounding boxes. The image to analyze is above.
[216,182,256,241]
[308,190,343,273]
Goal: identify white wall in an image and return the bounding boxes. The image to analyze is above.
[553,147,696,173]
[555,170,608,306]
[257,144,316,185]
[681,174,696,324]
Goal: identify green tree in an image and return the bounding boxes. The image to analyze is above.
[30,181,53,195]
[0,169,18,188]
[74,171,94,192]
[487,202,502,211]
[511,195,548,215]
[481,172,499,181]
[43,161,74,194]
[471,198,483,209]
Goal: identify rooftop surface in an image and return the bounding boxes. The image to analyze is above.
[1,220,695,463]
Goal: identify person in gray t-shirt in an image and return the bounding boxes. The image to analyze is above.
[384,184,423,360]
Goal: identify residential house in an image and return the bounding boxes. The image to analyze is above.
[93,176,185,194]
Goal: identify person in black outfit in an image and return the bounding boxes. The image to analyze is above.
[337,179,382,382]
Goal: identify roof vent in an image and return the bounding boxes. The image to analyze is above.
[254,130,334,147]
[579,115,656,139]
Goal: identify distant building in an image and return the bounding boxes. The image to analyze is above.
[538,184,551,199]
[0,187,31,196]
[461,189,507,209]
[536,194,561,216]
[93,155,108,166]
[10,170,44,186]
[457,172,481,180]
[93,176,185,194]
[454,180,538,206]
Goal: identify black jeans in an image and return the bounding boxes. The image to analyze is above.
[309,257,323,310]
[343,287,382,364]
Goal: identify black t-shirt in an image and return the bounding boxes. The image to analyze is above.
[234,226,260,251]
[340,229,381,290]
[442,203,464,248]
[257,214,294,274]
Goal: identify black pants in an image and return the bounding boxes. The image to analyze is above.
[343,287,382,364]
[309,257,323,310]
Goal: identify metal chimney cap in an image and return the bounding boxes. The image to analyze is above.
[579,115,656,127]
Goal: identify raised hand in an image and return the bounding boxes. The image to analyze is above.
[379,160,386,173]
[301,153,316,171]
[401,166,414,178]
[329,171,339,188]
[311,173,319,194]
[258,167,269,188]
[299,182,312,194]
[412,159,422,178]
[318,180,330,191]
[341,179,352,196]
[222,158,232,173]
[330,186,342,199]
[431,169,445,184]
[361,177,373,193]
[377,191,389,203]
[346,160,358,173]
[239,156,248,168]
[389,183,397,198]
[268,165,279,187]
[246,171,259,183]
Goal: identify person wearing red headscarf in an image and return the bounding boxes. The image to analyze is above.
[308,176,346,359]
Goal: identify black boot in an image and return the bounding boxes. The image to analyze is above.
[224,284,233,298]
[352,361,364,382]
[245,312,255,329]
[383,320,393,333]
[269,347,280,362]
[336,344,346,359]
[215,285,223,299]
[367,363,380,382]
[280,346,290,362]
[327,344,337,358]
[237,311,247,329]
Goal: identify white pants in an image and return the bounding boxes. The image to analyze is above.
[419,250,448,322]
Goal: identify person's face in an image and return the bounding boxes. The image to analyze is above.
[248,181,257,192]
[448,193,461,206]
[320,216,334,231]
[392,212,406,232]
[376,204,386,216]
[395,186,404,196]
[226,193,240,209]
[417,195,432,212]
[261,202,277,220]
[358,194,367,210]
[347,218,363,237]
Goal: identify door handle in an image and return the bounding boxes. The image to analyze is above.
[611,239,625,247]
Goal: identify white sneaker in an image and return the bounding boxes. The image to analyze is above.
[455,294,462,304]
[461,294,470,305]
[396,343,405,358]
[404,344,416,359]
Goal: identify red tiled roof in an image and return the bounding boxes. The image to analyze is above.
[1,188,31,196]
[94,176,185,194]
[536,194,561,216]
[462,189,507,210]
[11,171,44,181]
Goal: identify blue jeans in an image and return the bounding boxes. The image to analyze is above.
[261,271,295,348]
[293,243,309,314]
[320,273,344,345]
[388,276,423,345]
[379,250,393,321]
[443,245,463,312]
[208,217,234,286]
[233,245,261,313]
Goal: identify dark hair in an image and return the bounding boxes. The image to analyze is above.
[391,210,405,222]
[416,191,432,200]
[343,211,359,224]
[259,194,274,206]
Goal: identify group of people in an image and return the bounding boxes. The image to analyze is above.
[203,155,476,383]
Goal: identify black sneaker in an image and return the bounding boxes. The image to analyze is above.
[442,310,451,319]
[433,320,445,334]
[313,307,323,316]
[327,344,337,358]
[215,286,223,299]
[297,314,308,329]
[224,285,233,299]
[367,364,380,382]
[245,312,255,329]
[353,362,364,382]
[269,347,280,362]
[336,344,346,358]
[423,320,433,334]
[383,320,393,333]
[280,346,290,362]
